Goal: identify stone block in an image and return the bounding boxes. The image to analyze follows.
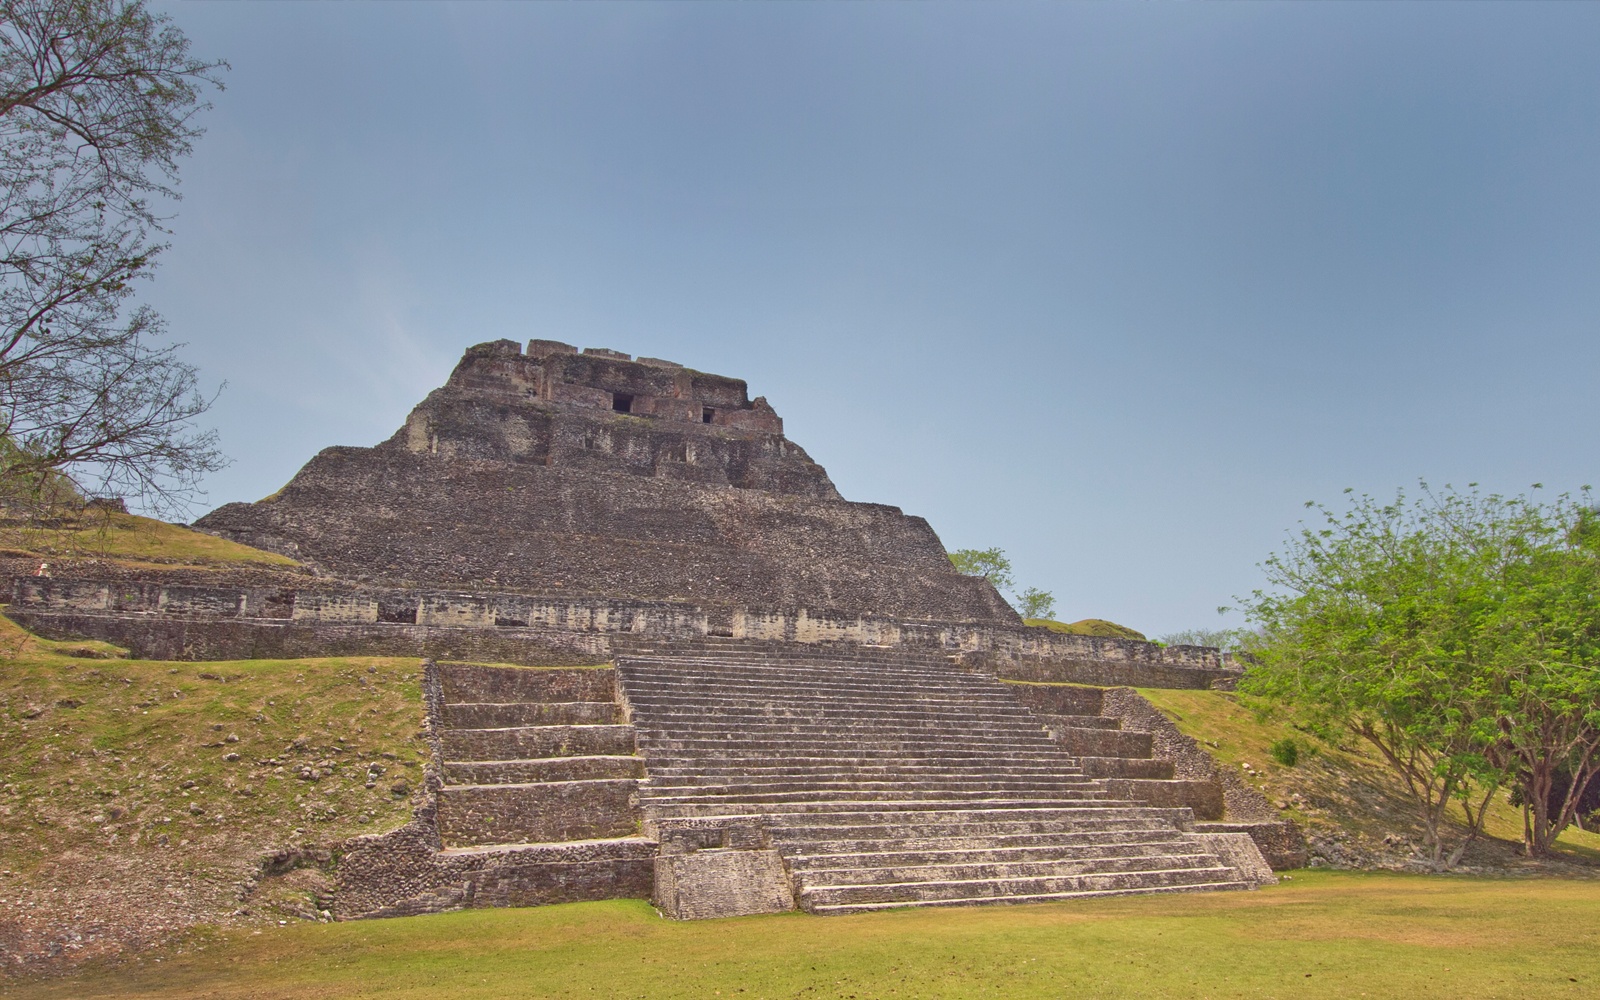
[527,339,577,359]
[1189,832,1276,886]
[653,849,795,920]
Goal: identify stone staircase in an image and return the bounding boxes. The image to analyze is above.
[431,662,652,870]
[615,639,1253,914]
[1010,683,1225,819]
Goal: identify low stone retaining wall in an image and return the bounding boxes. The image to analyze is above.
[8,577,1242,690]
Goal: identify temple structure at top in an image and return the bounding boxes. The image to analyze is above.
[196,339,1016,623]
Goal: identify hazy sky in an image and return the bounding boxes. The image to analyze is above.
[144,2,1600,637]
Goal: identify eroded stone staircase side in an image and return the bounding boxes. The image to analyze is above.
[615,638,1263,917]
[335,661,655,918]
[1010,682,1307,870]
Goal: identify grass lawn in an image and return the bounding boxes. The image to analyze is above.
[9,871,1598,999]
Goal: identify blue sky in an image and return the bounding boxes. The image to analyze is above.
[145,2,1600,637]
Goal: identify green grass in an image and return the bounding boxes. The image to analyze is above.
[0,509,298,568]
[8,872,1599,999]
[0,613,428,877]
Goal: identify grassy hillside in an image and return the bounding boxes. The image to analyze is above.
[0,614,428,970]
[0,509,298,571]
[9,873,1600,999]
[1024,618,1148,641]
[1139,687,1600,869]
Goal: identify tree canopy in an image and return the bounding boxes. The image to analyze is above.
[0,0,226,515]
[1239,483,1600,864]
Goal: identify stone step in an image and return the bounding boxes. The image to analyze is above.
[643,763,1087,778]
[1036,713,1122,732]
[625,699,1039,720]
[770,825,1194,856]
[1076,756,1175,780]
[619,662,995,680]
[443,701,620,729]
[438,664,615,705]
[616,662,998,685]
[786,835,1198,871]
[441,724,636,761]
[798,866,1244,908]
[636,752,1088,768]
[444,755,645,785]
[652,801,1159,825]
[637,737,1067,753]
[639,790,1115,812]
[1102,778,1225,821]
[634,722,1056,739]
[1006,683,1106,717]
[805,879,1249,915]
[623,683,1023,707]
[435,778,639,849]
[791,850,1224,888]
[641,777,1101,795]
[1051,728,1155,758]
[744,803,1192,828]
[762,813,1193,843]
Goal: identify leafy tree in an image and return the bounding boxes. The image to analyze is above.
[948,547,1014,592]
[1239,484,1600,864]
[1014,586,1056,621]
[0,0,226,516]
[948,547,1057,622]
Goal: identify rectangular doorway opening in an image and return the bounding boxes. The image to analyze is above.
[612,393,634,413]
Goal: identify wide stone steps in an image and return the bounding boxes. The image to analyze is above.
[641,777,1102,795]
[636,723,1056,741]
[627,701,1043,721]
[616,644,1249,913]
[644,763,1089,779]
[805,878,1248,915]
[793,851,1225,891]
[786,835,1199,871]
[638,737,1068,753]
[639,791,1118,814]
[771,825,1197,856]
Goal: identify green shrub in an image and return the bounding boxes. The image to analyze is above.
[1269,737,1300,767]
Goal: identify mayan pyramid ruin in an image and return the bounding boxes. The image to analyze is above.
[10,340,1303,919]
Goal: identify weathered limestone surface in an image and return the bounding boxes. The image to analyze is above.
[653,850,796,920]
[195,340,1013,623]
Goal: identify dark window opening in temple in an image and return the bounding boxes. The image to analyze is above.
[702,407,715,424]
[613,393,633,413]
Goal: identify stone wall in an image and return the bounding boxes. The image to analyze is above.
[9,577,1242,689]
[8,577,1241,683]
